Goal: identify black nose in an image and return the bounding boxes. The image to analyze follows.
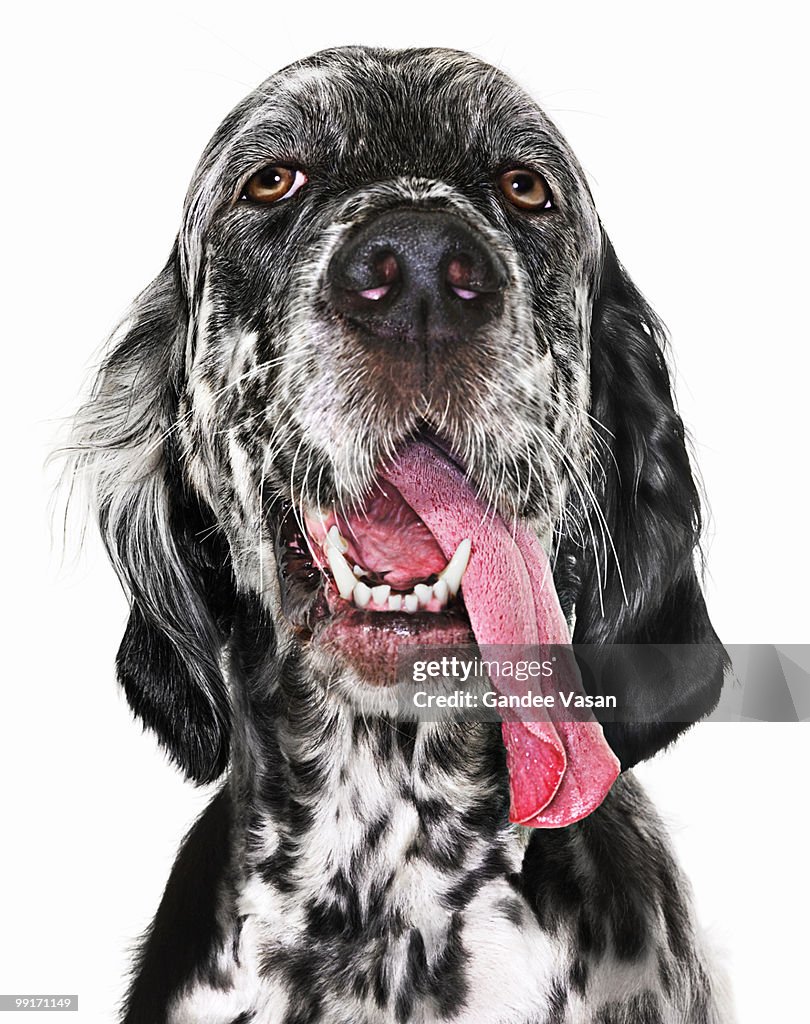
[327,209,508,345]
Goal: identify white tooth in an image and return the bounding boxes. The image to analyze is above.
[353,564,365,577]
[433,578,450,606]
[326,525,349,553]
[353,581,371,608]
[438,538,472,596]
[371,584,391,606]
[326,544,357,601]
[404,593,419,613]
[388,594,403,611]
[414,583,432,607]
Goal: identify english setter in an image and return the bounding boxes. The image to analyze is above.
[69,46,732,1024]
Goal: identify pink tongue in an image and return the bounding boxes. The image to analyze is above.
[384,442,620,828]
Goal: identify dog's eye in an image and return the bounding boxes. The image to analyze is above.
[498,169,553,211]
[242,166,307,204]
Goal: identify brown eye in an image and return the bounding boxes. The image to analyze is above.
[242,166,307,203]
[498,168,553,211]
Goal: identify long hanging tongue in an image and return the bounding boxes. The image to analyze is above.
[384,442,620,828]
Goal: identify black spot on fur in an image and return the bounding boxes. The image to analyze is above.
[521,827,584,938]
[568,957,589,996]
[372,952,390,1008]
[262,946,323,1024]
[363,812,391,850]
[544,979,568,1024]
[415,796,450,830]
[395,929,429,1022]
[305,898,356,940]
[394,721,418,766]
[256,843,297,894]
[496,895,525,927]
[430,912,468,1017]
[443,844,510,912]
[365,872,398,936]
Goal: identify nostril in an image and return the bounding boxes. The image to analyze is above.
[446,255,480,300]
[377,252,400,284]
[357,251,401,301]
[445,254,500,301]
[445,256,469,286]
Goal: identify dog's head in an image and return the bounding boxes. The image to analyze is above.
[70,47,725,799]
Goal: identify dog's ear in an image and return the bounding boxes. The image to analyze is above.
[70,250,234,783]
[571,234,728,768]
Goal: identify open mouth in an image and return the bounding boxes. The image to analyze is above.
[276,438,478,657]
[274,437,620,829]
[309,501,471,618]
[304,465,478,660]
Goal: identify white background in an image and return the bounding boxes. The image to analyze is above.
[2,1,808,1021]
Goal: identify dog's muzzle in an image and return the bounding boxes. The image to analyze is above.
[327,208,508,346]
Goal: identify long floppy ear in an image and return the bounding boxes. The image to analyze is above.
[69,250,235,782]
[572,234,728,768]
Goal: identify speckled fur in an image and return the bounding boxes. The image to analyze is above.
[66,47,732,1024]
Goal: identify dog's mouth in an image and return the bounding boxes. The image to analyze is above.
[274,437,620,828]
[276,437,474,646]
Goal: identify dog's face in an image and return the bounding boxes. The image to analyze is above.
[182,47,599,520]
[72,46,725,787]
[177,48,601,676]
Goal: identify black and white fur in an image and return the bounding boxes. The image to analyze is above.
[68,47,731,1023]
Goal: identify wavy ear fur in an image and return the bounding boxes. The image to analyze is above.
[573,235,728,768]
[70,252,234,782]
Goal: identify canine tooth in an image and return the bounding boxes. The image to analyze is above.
[353,564,365,577]
[326,544,357,601]
[371,584,391,605]
[438,538,471,596]
[433,578,450,606]
[353,581,371,608]
[414,583,432,607]
[388,594,403,611]
[325,525,349,553]
[404,593,419,613]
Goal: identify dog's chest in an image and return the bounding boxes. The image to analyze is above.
[170,791,565,1024]
[241,821,561,1024]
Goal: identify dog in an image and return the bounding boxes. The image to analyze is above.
[68,46,732,1024]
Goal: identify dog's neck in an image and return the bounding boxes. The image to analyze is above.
[226,626,522,910]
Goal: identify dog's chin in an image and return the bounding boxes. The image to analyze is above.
[314,608,475,688]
